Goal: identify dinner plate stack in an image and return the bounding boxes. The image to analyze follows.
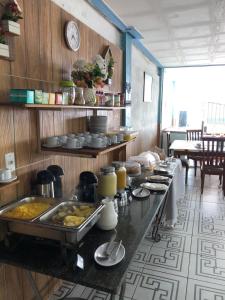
[89,116,108,133]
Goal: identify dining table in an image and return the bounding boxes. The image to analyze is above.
[169,139,204,158]
[0,172,173,300]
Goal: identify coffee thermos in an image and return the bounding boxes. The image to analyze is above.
[36,165,64,198]
[76,171,98,203]
[36,170,55,198]
[47,165,64,198]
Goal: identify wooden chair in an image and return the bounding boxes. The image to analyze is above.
[187,129,203,176]
[201,136,225,195]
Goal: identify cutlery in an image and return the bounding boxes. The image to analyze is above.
[111,240,122,261]
[105,229,117,256]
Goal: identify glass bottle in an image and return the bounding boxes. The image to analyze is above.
[74,87,85,105]
[112,162,127,192]
[98,166,117,198]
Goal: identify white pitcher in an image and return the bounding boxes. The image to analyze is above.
[97,198,118,230]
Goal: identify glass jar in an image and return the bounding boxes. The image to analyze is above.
[114,94,120,107]
[74,87,85,105]
[125,161,141,177]
[60,80,75,105]
[104,93,114,107]
[98,166,117,197]
[112,161,126,191]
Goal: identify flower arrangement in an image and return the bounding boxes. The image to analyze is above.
[1,0,23,22]
[71,55,108,89]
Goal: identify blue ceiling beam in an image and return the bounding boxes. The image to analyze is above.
[88,0,163,68]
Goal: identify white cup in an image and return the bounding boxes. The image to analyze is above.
[66,138,82,149]
[0,169,12,181]
[67,133,76,138]
[92,137,105,148]
[85,135,92,145]
[46,136,59,146]
[78,136,85,146]
[117,133,124,143]
[59,135,68,144]
[111,135,117,144]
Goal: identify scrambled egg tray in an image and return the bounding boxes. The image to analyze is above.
[2,202,52,220]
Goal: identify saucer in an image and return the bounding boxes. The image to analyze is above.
[132,188,150,198]
[42,143,62,148]
[62,145,83,150]
[140,182,168,192]
[87,143,106,149]
[0,175,17,184]
[94,242,125,267]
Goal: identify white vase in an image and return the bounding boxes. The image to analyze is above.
[2,20,20,36]
[97,198,118,230]
[0,43,9,59]
[83,88,96,106]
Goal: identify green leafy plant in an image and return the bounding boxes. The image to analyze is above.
[0,26,6,44]
[71,56,107,88]
[2,0,23,22]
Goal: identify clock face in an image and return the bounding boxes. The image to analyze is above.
[65,21,80,52]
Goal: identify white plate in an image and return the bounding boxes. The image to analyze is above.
[140,182,168,191]
[42,143,62,148]
[132,188,150,198]
[147,175,169,181]
[62,145,83,150]
[0,175,17,183]
[94,242,125,267]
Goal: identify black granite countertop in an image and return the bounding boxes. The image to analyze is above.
[0,173,172,295]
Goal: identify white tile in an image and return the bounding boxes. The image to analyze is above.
[186,278,225,300]
[144,247,190,277]
[193,212,225,238]
[150,231,191,253]
[191,236,225,258]
[189,254,225,285]
[132,269,187,300]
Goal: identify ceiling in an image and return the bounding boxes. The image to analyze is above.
[104,0,225,67]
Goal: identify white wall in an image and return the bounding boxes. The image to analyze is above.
[129,45,160,149]
[52,0,121,47]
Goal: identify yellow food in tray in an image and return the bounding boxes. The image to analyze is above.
[51,205,94,227]
[3,202,51,220]
[63,215,85,227]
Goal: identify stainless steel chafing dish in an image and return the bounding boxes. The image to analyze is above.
[0,197,104,246]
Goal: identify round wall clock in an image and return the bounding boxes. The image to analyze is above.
[64,21,80,52]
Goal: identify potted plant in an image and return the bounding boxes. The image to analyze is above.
[1,0,23,36]
[71,56,107,105]
[102,46,114,85]
[0,27,9,58]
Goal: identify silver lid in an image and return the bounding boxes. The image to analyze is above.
[101,166,115,174]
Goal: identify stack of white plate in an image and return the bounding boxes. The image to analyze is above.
[89,116,108,133]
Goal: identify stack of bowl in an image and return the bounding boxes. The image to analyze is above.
[89,116,108,133]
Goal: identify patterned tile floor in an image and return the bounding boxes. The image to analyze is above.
[50,169,225,300]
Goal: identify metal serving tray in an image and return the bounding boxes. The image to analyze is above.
[0,199,104,246]
[37,201,104,244]
[0,196,58,222]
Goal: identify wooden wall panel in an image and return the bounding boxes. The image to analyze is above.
[0,0,147,299]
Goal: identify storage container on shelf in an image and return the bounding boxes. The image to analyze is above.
[60,80,76,105]
[104,93,114,107]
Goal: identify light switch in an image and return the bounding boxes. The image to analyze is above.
[5,152,16,171]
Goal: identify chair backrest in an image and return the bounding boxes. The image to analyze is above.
[187,129,202,141]
[202,136,225,167]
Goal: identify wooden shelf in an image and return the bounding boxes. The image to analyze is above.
[0,103,126,111]
[0,179,20,191]
[40,140,134,158]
